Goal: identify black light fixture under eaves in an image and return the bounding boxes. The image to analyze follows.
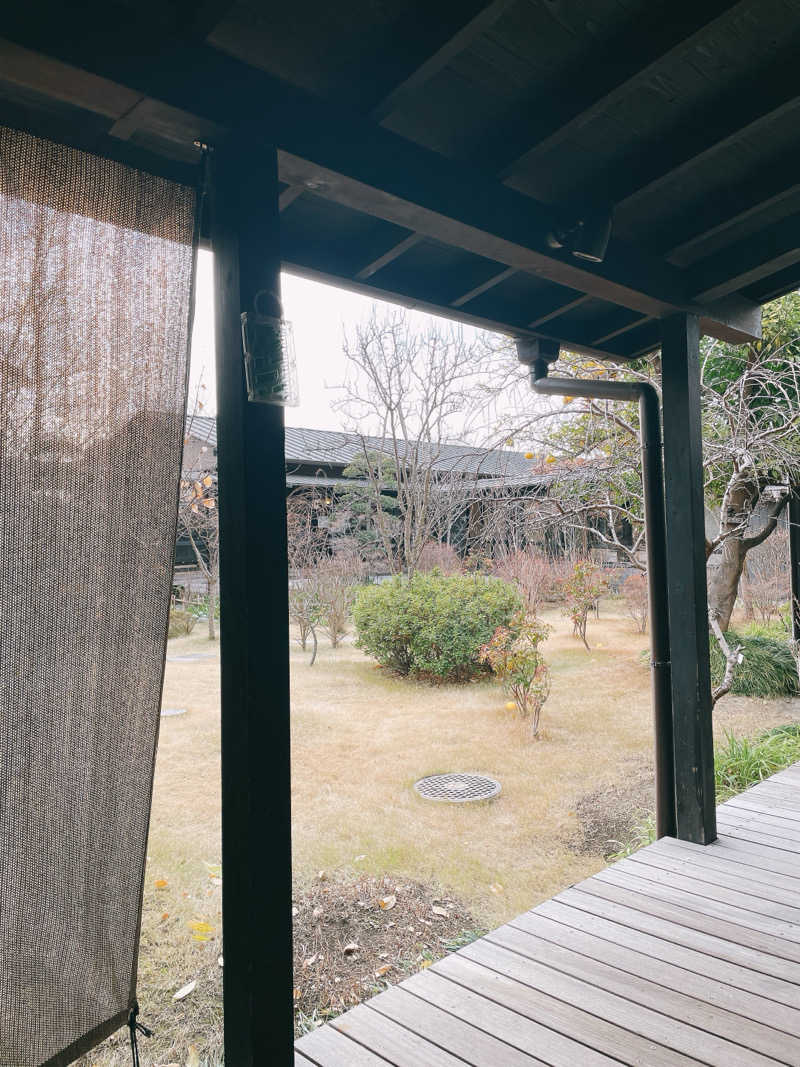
[547,210,613,264]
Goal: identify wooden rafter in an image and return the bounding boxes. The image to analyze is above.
[493,0,743,180]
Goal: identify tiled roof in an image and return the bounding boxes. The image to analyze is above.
[187,417,540,481]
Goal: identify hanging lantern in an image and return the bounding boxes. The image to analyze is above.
[240,309,299,406]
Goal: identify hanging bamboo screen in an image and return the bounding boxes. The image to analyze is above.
[0,127,196,1066]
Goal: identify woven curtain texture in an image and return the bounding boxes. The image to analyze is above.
[0,128,196,1066]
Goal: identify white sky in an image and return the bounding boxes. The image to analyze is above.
[189,249,492,432]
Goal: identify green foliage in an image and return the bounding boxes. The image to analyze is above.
[480,612,552,735]
[353,571,522,682]
[611,723,800,858]
[183,593,221,621]
[739,618,790,641]
[339,451,401,565]
[608,814,656,861]
[709,629,798,698]
[714,727,800,801]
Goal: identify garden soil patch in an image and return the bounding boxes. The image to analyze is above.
[293,873,481,1035]
[571,760,655,858]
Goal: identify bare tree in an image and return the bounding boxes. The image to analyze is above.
[178,382,219,639]
[177,471,219,640]
[507,293,800,700]
[336,310,514,576]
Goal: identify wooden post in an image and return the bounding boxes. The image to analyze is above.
[211,142,293,1064]
[660,313,716,844]
[790,487,800,643]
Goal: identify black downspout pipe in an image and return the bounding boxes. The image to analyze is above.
[517,346,676,839]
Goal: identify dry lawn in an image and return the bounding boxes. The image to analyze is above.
[79,601,799,1064]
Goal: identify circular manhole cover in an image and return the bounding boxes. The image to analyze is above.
[414,773,501,803]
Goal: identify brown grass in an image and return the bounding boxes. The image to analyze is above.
[78,602,799,1063]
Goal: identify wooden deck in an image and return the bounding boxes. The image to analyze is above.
[295,764,800,1066]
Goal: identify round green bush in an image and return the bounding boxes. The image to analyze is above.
[353,571,523,681]
[710,629,798,698]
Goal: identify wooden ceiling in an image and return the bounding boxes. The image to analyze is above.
[1,0,799,356]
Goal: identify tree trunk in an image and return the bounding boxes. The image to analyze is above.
[207,579,217,640]
[706,468,788,632]
[707,539,746,632]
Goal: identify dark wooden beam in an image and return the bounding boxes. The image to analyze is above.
[591,314,652,347]
[650,147,800,265]
[212,143,293,1064]
[450,266,516,308]
[278,186,304,212]
[687,214,800,303]
[355,233,421,280]
[584,51,800,211]
[492,0,742,179]
[369,0,515,121]
[790,489,800,644]
[660,313,716,845]
[528,295,590,329]
[0,22,762,343]
[283,258,629,361]
[743,262,800,305]
[276,152,759,343]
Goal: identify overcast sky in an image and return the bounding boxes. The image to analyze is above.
[189,249,493,433]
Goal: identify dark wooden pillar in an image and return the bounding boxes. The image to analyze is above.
[660,313,716,844]
[211,143,293,1064]
[790,487,800,643]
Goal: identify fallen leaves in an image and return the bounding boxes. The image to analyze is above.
[431,906,449,918]
[489,882,504,894]
[187,920,214,942]
[173,980,196,1002]
[154,878,168,889]
[378,894,396,911]
[342,942,359,956]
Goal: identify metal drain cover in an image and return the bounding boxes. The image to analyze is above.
[414,773,501,803]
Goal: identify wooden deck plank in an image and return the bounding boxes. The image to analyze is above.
[296,1022,393,1065]
[367,984,547,1066]
[689,834,800,878]
[725,794,800,822]
[768,766,800,786]
[461,937,780,1067]
[650,836,800,888]
[525,899,800,1021]
[621,851,800,921]
[717,807,800,842]
[590,865,800,951]
[634,840,800,904]
[400,968,618,1066]
[560,884,800,982]
[434,952,701,1066]
[486,920,800,1063]
[331,1002,470,1066]
[297,764,800,1065]
[715,819,800,854]
[746,781,800,804]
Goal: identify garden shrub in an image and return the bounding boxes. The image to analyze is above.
[561,559,607,650]
[709,629,798,697]
[168,607,197,638]
[480,612,552,736]
[353,571,522,681]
